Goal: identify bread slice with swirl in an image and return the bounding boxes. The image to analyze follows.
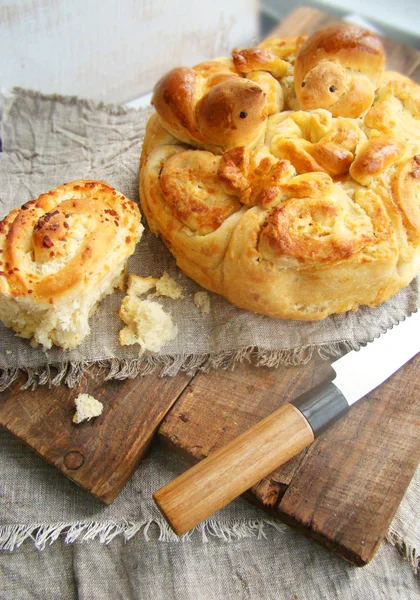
[0,180,142,348]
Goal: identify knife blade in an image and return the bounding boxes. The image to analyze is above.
[153,311,420,536]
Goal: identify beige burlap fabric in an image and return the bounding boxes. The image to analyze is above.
[0,89,418,585]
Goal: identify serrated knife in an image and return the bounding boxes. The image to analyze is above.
[153,311,420,536]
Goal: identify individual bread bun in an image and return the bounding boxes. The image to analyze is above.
[294,24,385,117]
[151,60,268,154]
[140,24,420,321]
[0,180,142,348]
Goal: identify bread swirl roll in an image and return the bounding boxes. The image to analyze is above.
[294,24,385,117]
[140,24,420,320]
[0,180,142,348]
[152,59,268,154]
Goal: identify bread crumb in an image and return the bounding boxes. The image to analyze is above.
[127,272,184,299]
[127,273,158,296]
[119,295,178,352]
[155,272,184,299]
[194,291,211,315]
[73,393,103,424]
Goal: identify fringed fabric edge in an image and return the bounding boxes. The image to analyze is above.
[0,340,357,392]
[387,527,420,576]
[0,518,285,552]
[3,306,416,392]
[0,519,418,576]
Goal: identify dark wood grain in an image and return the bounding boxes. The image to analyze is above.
[159,353,420,565]
[0,365,191,503]
[158,357,332,504]
[159,357,332,467]
[275,353,420,565]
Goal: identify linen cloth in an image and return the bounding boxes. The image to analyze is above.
[0,89,419,594]
[1,435,420,599]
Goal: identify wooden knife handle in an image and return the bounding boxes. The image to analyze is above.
[153,403,315,536]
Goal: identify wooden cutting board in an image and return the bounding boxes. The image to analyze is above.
[1,6,420,565]
[0,366,192,503]
[159,354,420,566]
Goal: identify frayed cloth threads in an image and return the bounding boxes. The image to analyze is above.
[0,518,286,552]
[388,527,420,576]
[0,340,356,392]
[0,519,418,575]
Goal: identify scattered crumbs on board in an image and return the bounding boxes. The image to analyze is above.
[73,393,103,424]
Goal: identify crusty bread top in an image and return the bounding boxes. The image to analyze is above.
[0,180,141,304]
[294,24,385,117]
[139,24,420,320]
[152,60,268,153]
[151,24,387,154]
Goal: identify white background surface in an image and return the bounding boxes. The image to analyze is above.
[0,0,258,104]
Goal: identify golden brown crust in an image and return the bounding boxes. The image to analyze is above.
[232,47,289,79]
[218,147,282,206]
[140,24,420,320]
[294,24,385,118]
[0,181,139,301]
[257,182,374,264]
[0,181,142,347]
[159,151,242,234]
[195,78,267,149]
[392,154,420,239]
[151,37,308,154]
[364,75,420,141]
[349,135,406,186]
[151,60,268,153]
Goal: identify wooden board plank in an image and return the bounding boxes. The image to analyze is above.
[159,353,420,565]
[157,7,420,565]
[276,353,420,565]
[0,366,191,503]
[159,357,332,479]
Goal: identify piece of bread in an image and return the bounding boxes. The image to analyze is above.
[0,180,143,348]
[73,393,103,424]
[194,292,211,315]
[154,273,184,299]
[127,273,159,296]
[151,59,268,154]
[140,24,420,321]
[294,24,385,117]
[127,272,184,299]
[119,295,178,352]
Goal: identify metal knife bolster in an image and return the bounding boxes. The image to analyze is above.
[291,380,349,436]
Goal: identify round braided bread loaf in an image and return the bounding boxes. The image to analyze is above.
[140,24,420,320]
